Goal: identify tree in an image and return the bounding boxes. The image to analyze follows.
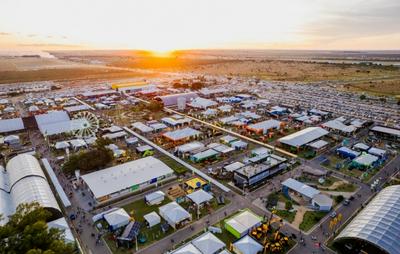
[285,200,293,210]
[359,94,366,100]
[63,138,113,174]
[146,100,163,112]
[0,203,76,254]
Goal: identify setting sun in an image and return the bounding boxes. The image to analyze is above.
[150,50,174,58]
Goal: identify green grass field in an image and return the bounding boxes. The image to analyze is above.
[299,211,328,232]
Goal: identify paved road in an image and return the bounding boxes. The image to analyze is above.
[123,92,297,158]
[123,126,231,192]
[288,155,400,254]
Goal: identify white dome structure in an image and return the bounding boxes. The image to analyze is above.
[334,185,400,254]
[0,154,61,225]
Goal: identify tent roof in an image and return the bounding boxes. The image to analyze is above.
[81,156,173,199]
[282,178,320,199]
[104,208,130,227]
[47,217,75,243]
[226,210,262,234]
[172,243,202,254]
[192,232,225,254]
[0,118,25,133]
[159,201,191,224]
[187,189,213,205]
[143,211,161,225]
[279,127,329,147]
[233,235,263,254]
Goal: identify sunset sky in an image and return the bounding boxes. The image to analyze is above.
[0,0,399,51]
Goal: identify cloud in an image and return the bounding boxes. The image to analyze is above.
[17,43,83,48]
[27,34,37,37]
[0,32,11,36]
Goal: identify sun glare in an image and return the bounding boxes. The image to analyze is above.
[150,50,174,58]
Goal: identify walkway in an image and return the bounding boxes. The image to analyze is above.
[123,127,231,192]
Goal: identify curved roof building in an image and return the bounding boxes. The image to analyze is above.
[333,185,400,254]
[0,154,61,225]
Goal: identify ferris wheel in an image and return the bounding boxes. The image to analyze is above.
[71,111,100,138]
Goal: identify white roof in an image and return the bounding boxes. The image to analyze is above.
[322,120,356,133]
[39,118,89,136]
[81,156,173,199]
[0,118,25,133]
[35,110,70,127]
[55,141,70,149]
[192,232,225,254]
[224,162,245,172]
[221,135,238,143]
[159,201,191,224]
[145,191,165,202]
[172,243,202,254]
[247,119,281,132]
[219,116,238,124]
[312,194,333,207]
[143,211,161,227]
[353,143,370,151]
[102,131,127,139]
[132,122,153,133]
[189,97,217,109]
[282,178,320,199]
[233,235,263,254]
[371,126,400,137]
[163,127,201,141]
[149,122,168,130]
[187,189,213,205]
[335,185,400,254]
[226,210,261,235]
[308,140,329,149]
[0,155,61,225]
[105,125,123,133]
[368,147,386,156]
[104,208,130,227]
[161,116,192,126]
[47,217,75,243]
[64,104,90,113]
[279,127,329,147]
[69,139,86,148]
[192,149,219,160]
[176,141,205,153]
[353,154,379,166]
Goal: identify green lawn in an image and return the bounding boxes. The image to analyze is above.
[102,198,175,254]
[158,155,187,174]
[275,210,296,223]
[299,211,328,232]
[333,183,357,192]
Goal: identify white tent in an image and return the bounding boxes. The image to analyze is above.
[104,208,130,230]
[159,201,192,229]
[47,217,75,243]
[192,232,226,254]
[55,141,70,150]
[69,139,87,150]
[187,189,213,206]
[232,235,263,254]
[172,243,202,254]
[145,191,165,205]
[143,211,161,228]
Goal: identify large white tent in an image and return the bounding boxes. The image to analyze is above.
[143,211,161,228]
[81,156,174,202]
[279,127,329,148]
[159,201,192,229]
[187,189,213,206]
[0,154,62,225]
[104,208,130,230]
[232,235,263,254]
[192,232,225,254]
